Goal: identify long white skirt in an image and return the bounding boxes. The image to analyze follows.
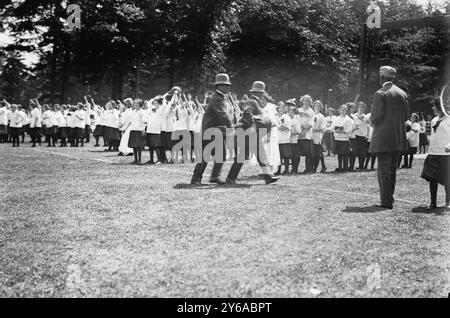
[249,128,281,173]
[119,127,133,154]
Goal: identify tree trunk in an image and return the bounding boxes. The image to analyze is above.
[50,42,58,105]
[60,47,71,104]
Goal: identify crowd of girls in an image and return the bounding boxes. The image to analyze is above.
[0,91,439,173]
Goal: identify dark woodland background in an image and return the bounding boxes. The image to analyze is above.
[0,0,449,115]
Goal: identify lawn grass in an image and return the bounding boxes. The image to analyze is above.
[0,142,449,297]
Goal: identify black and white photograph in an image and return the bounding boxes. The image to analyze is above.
[0,0,449,301]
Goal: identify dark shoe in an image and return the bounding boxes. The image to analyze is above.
[190,180,202,185]
[146,160,154,165]
[264,175,280,185]
[281,170,290,175]
[426,204,438,211]
[94,144,100,147]
[226,179,237,185]
[320,168,327,173]
[130,161,138,165]
[117,152,124,156]
[210,178,227,185]
[335,168,342,172]
[376,204,393,210]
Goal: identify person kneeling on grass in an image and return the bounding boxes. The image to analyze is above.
[124,99,147,165]
[420,102,450,211]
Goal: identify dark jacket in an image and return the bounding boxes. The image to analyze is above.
[201,91,233,132]
[234,96,266,130]
[369,82,409,153]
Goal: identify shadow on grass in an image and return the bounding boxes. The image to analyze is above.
[174,183,252,190]
[342,205,391,213]
[410,206,448,215]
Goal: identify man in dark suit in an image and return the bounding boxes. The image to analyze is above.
[369,66,409,209]
[226,81,280,185]
[191,74,233,185]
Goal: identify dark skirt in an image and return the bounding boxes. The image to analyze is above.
[59,127,68,138]
[161,131,173,150]
[333,140,351,155]
[190,131,195,150]
[323,131,334,151]
[29,127,42,138]
[349,138,356,154]
[85,125,92,135]
[68,127,76,138]
[419,133,428,146]
[104,126,121,141]
[128,130,146,148]
[279,143,292,159]
[45,126,57,136]
[146,133,161,148]
[408,146,417,155]
[291,142,300,159]
[355,135,369,156]
[421,155,450,186]
[298,139,312,156]
[312,144,323,158]
[93,125,105,137]
[75,127,84,139]
[10,127,22,137]
[0,124,7,135]
[22,124,30,134]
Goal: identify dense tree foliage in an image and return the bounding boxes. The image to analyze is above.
[0,0,448,115]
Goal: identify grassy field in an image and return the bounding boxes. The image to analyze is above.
[0,141,449,298]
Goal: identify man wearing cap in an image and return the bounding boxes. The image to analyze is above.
[191,74,233,185]
[369,66,409,209]
[226,81,280,185]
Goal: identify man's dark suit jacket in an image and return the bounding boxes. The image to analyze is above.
[201,91,233,132]
[369,82,409,153]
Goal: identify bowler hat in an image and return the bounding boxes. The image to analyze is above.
[250,81,266,93]
[214,73,231,86]
[379,66,396,77]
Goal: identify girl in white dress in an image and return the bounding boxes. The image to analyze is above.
[118,98,134,156]
[257,93,280,173]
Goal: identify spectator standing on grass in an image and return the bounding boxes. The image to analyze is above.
[402,113,420,169]
[312,100,326,173]
[369,66,409,210]
[420,101,450,211]
[74,103,86,147]
[289,101,301,174]
[297,95,315,174]
[332,104,354,172]
[323,108,335,157]
[8,104,26,147]
[0,100,9,143]
[125,99,147,165]
[352,101,370,171]
[275,102,292,175]
[29,101,42,147]
[418,116,428,154]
